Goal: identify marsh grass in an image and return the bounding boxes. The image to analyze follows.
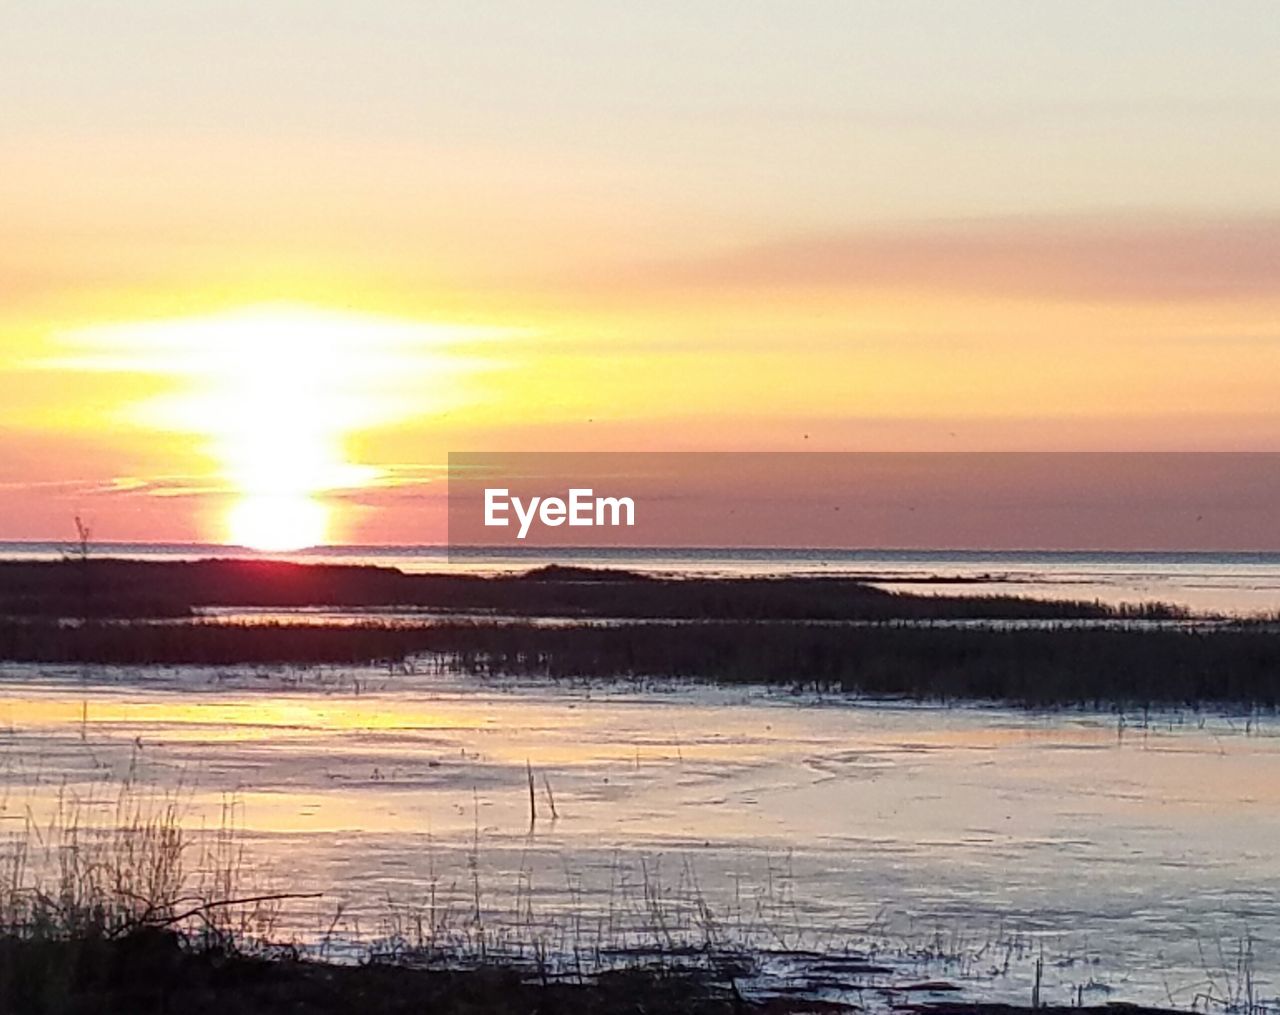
[0,764,300,949]
[426,621,1280,708]
[1189,933,1280,1015]
[0,770,1267,1013]
[4,617,1278,708]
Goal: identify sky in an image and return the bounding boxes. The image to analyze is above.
[2,2,1278,547]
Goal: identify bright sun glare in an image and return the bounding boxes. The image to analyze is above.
[52,304,507,550]
[227,495,329,553]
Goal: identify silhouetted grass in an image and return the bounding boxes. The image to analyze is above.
[0,774,750,1015]
[0,619,416,666]
[2,617,1278,707]
[0,939,768,1015]
[0,769,1194,1015]
[423,621,1280,708]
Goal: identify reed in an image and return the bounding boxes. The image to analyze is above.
[0,767,1214,1014]
[3,616,1278,707]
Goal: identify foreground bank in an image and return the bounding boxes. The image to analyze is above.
[1,929,1190,1015]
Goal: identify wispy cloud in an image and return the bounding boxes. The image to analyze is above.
[650,215,1280,302]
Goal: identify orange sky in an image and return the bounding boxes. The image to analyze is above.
[2,3,1278,547]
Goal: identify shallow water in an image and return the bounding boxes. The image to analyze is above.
[1,661,1277,1009]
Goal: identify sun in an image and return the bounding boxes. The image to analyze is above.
[227,494,329,552]
[51,303,512,550]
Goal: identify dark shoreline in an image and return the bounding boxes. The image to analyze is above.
[0,929,1188,1015]
[0,558,1189,622]
[0,558,1275,708]
[3,617,1276,708]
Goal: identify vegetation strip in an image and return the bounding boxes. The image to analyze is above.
[0,617,1277,707]
[0,558,1190,621]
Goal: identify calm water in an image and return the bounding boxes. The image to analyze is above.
[5,542,1280,615]
[3,542,1278,1006]
[1,661,1277,1009]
